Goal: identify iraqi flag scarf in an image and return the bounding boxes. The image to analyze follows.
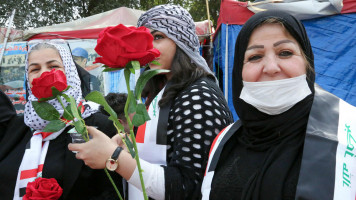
[202,86,356,199]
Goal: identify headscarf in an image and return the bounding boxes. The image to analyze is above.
[137,4,213,75]
[24,42,95,132]
[232,10,315,199]
[14,42,96,200]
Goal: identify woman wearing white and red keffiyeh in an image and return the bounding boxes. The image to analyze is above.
[0,41,122,200]
[69,4,233,200]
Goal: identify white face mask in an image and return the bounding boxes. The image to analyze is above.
[239,74,312,115]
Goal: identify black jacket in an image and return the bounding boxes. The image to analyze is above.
[0,91,122,200]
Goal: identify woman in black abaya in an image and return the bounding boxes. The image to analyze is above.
[201,10,356,200]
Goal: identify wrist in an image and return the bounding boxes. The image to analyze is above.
[106,146,123,171]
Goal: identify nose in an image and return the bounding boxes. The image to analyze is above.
[262,54,281,75]
[152,41,158,50]
[38,66,52,76]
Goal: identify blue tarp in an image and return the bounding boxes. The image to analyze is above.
[214,13,356,120]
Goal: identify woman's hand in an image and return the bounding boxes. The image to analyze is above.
[68,126,118,169]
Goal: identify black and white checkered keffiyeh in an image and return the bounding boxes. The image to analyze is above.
[13,42,95,200]
[24,42,94,131]
[137,4,213,74]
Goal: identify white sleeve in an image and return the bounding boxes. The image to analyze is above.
[127,158,165,200]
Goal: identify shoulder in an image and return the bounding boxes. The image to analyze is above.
[206,121,241,168]
[174,77,231,114]
[184,77,219,92]
[178,77,225,101]
[0,90,17,124]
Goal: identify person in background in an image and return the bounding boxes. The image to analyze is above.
[69,4,233,200]
[99,92,135,135]
[72,47,89,69]
[201,10,356,200]
[0,42,122,200]
[72,47,101,92]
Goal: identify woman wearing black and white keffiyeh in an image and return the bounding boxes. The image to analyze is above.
[0,41,122,200]
[69,4,233,200]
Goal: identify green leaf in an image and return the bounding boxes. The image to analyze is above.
[78,105,83,115]
[132,103,150,127]
[150,60,161,66]
[51,86,61,97]
[124,62,135,74]
[85,91,117,119]
[38,86,70,102]
[131,61,140,71]
[61,93,70,102]
[108,116,125,133]
[68,96,82,121]
[62,105,74,121]
[73,120,86,138]
[134,69,170,100]
[128,97,137,114]
[128,66,136,74]
[102,67,121,72]
[85,91,125,132]
[32,101,60,121]
[101,65,123,72]
[43,119,66,132]
[124,134,136,158]
[38,95,57,102]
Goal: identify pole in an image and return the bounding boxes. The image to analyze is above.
[205,0,214,72]
[224,24,229,102]
[0,9,16,66]
[205,0,213,44]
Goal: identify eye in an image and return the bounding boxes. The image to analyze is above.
[28,66,39,73]
[279,50,293,58]
[29,68,39,73]
[51,65,60,69]
[247,55,262,62]
[153,34,164,40]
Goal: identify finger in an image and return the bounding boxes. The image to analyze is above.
[111,134,122,144]
[75,151,82,160]
[68,143,83,152]
[87,126,104,138]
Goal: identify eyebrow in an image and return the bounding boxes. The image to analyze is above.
[246,45,264,51]
[29,60,61,67]
[246,39,296,51]
[150,30,158,35]
[274,39,295,47]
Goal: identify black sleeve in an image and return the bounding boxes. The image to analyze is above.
[0,90,17,141]
[164,78,234,199]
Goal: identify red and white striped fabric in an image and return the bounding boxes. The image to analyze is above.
[13,130,63,200]
[129,86,167,200]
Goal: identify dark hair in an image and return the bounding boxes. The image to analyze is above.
[143,46,214,107]
[99,93,127,121]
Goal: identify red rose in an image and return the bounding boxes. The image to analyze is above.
[94,24,160,68]
[23,178,63,200]
[31,69,67,99]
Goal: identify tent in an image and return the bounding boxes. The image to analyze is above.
[214,0,356,120]
[23,7,213,42]
[1,7,213,98]
[23,7,145,40]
